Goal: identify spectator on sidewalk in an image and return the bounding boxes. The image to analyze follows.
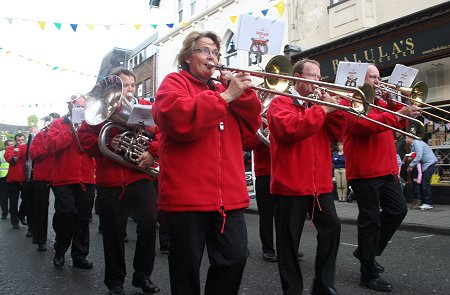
[405,136,438,210]
[332,142,347,202]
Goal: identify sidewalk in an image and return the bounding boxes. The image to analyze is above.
[246,198,450,236]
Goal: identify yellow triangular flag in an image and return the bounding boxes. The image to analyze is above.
[181,22,189,27]
[274,0,286,17]
[229,16,238,24]
[86,24,95,30]
[134,24,142,30]
[38,21,46,30]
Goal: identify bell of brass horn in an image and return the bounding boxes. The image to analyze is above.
[84,75,158,177]
[264,55,293,92]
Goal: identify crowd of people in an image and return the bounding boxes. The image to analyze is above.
[0,30,437,295]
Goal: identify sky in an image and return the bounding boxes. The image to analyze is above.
[0,0,160,126]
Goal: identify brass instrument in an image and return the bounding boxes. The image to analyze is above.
[317,84,425,127]
[84,75,158,177]
[39,115,54,131]
[207,55,421,142]
[378,81,450,123]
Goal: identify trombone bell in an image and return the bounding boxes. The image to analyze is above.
[264,55,293,93]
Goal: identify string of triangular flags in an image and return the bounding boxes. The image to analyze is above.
[0,46,99,78]
[423,117,450,132]
[1,0,286,32]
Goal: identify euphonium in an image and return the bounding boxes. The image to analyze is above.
[84,75,158,177]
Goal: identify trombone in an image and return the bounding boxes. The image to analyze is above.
[207,55,421,140]
[316,84,425,127]
[378,81,450,123]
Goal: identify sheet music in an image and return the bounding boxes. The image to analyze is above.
[334,62,368,87]
[388,64,418,88]
[71,108,85,124]
[127,104,155,126]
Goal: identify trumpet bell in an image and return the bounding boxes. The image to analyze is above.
[264,55,293,92]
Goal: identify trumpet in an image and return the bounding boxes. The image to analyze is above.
[377,81,450,123]
[207,55,421,142]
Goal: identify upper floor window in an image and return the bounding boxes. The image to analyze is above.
[189,0,196,16]
[224,36,237,67]
[178,0,184,22]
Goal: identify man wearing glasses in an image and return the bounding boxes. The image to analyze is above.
[267,59,344,295]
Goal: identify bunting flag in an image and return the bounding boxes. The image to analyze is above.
[274,0,286,17]
[1,1,286,33]
[0,45,98,78]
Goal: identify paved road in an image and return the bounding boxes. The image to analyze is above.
[1,208,449,294]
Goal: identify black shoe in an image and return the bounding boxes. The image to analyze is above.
[297,251,304,259]
[73,257,93,269]
[53,254,65,267]
[263,253,278,262]
[19,218,27,225]
[360,276,393,292]
[1,214,6,220]
[26,230,33,237]
[108,285,126,295]
[353,249,385,273]
[132,278,160,294]
[12,223,20,229]
[312,279,340,295]
[37,244,47,252]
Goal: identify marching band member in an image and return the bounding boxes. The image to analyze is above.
[4,133,27,229]
[342,63,421,292]
[153,31,261,295]
[267,59,344,295]
[29,113,60,251]
[45,96,96,269]
[78,68,160,295]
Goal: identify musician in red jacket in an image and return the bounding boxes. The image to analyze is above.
[46,96,95,269]
[29,113,60,252]
[78,68,160,295]
[154,31,261,295]
[4,133,27,229]
[267,59,344,295]
[343,64,421,292]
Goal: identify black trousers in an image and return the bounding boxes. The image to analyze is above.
[52,184,95,258]
[7,182,22,226]
[255,175,276,254]
[166,209,249,295]
[22,181,34,231]
[32,181,51,245]
[0,177,8,217]
[349,175,407,280]
[274,193,341,295]
[96,179,157,289]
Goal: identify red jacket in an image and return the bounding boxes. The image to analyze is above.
[343,98,405,180]
[29,129,53,181]
[46,117,95,186]
[154,70,261,212]
[77,99,158,187]
[267,95,345,196]
[4,144,27,182]
[243,134,271,177]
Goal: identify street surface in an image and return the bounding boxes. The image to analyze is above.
[1,200,449,294]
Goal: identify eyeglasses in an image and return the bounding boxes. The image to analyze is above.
[300,72,322,80]
[193,47,221,58]
[368,75,381,81]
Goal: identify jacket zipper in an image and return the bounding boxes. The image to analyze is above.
[218,121,226,234]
